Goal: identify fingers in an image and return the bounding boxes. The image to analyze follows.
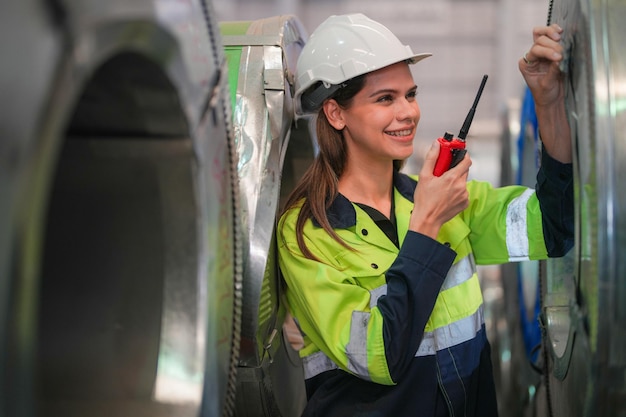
[411,144,471,237]
[420,139,472,179]
[524,24,564,65]
[532,23,563,42]
[453,151,472,174]
[420,139,441,176]
[444,151,472,180]
[527,39,563,63]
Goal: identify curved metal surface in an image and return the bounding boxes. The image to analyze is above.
[221,15,311,417]
[0,1,240,416]
[496,1,626,415]
[537,0,626,415]
[222,13,307,366]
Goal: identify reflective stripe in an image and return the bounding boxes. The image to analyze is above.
[441,255,475,291]
[506,188,534,261]
[369,285,387,309]
[301,312,372,380]
[426,273,483,331]
[302,350,338,379]
[301,307,485,378]
[346,311,371,380]
[415,306,484,357]
[368,254,476,309]
[302,255,481,380]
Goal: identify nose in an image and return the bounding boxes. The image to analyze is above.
[397,98,420,122]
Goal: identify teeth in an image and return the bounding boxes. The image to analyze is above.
[387,129,412,137]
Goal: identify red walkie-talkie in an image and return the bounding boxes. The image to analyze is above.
[433,75,488,177]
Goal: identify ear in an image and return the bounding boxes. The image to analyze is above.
[322,99,345,130]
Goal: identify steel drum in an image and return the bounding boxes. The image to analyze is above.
[497,0,626,415]
[0,1,242,416]
[220,15,313,417]
[539,0,626,415]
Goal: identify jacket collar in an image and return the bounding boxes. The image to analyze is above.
[314,171,417,229]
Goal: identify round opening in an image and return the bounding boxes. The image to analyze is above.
[37,52,200,416]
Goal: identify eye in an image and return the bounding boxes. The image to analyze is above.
[406,88,418,100]
[376,94,393,103]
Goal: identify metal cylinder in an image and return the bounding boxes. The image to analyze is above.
[540,0,626,415]
[221,15,313,417]
[0,1,241,416]
[496,0,626,415]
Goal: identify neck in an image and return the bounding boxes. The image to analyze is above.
[338,160,394,216]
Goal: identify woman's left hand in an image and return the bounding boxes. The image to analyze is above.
[519,24,565,108]
[519,23,572,164]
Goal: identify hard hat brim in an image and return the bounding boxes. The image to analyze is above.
[406,52,432,65]
[297,52,432,115]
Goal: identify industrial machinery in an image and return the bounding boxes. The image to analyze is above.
[496,0,626,415]
[1,1,242,416]
[0,0,315,415]
[4,0,626,416]
[540,0,626,414]
[220,15,312,417]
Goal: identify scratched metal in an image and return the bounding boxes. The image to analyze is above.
[0,1,238,416]
[221,14,312,417]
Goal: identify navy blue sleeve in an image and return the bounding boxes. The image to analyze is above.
[376,231,456,382]
[536,149,575,257]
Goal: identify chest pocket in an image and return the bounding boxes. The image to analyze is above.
[333,244,395,288]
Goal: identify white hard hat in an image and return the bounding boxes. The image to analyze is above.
[294,13,431,115]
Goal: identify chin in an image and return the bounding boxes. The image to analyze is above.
[395,147,414,161]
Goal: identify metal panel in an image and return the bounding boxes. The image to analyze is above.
[221,14,311,417]
[495,0,626,415]
[0,1,240,416]
[494,0,626,415]
[542,0,626,415]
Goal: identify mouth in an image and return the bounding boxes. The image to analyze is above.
[385,128,414,138]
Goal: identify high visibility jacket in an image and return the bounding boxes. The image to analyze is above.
[277,151,573,416]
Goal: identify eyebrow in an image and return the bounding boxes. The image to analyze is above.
[368,85,418,98]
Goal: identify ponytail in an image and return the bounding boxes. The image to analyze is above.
[280,75,367,259]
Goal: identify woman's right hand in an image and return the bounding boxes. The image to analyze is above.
[409,140,471,239]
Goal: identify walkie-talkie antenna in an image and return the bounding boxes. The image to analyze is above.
[458,74,488,140]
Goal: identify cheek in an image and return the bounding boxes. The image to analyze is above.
[348,110,389,131]
[414,103,422,123]
[369,109,396,127]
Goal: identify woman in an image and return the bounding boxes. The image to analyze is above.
[278,13,572,417]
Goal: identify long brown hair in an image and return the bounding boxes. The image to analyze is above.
[280,74,404,260]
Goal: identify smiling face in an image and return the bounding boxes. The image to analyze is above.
[325,62,421,170]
